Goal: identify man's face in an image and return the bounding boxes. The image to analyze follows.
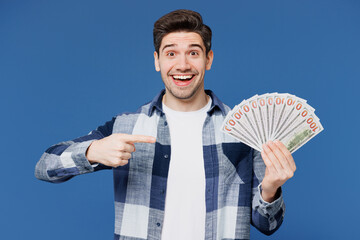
[154,32,213,101]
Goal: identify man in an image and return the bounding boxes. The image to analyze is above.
[35,9,296,240]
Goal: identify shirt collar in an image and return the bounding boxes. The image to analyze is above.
[148,89,227,117]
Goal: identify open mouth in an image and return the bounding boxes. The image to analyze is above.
[171,74,195,86]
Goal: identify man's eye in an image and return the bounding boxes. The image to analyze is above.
[167,52,175,56]
[190,51,199,56]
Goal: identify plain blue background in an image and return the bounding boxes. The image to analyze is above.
[1,0,359,239]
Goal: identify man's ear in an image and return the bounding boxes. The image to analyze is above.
[205,50,214,70]
[154,51,160,72]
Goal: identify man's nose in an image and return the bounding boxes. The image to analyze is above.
[175,54,191,71]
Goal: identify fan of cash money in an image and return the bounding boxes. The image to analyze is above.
[222,93,324,153]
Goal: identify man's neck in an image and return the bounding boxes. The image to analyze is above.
[162,90,209,112]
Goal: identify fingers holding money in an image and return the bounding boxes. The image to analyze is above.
[265,140,295,175]
[86,133,156,168]
[260,140,296,202]
[274,140,296,172]
[262,140,296,178]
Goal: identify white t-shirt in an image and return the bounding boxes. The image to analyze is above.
[161,98,212,240]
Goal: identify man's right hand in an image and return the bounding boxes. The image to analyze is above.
[86,133,156,167]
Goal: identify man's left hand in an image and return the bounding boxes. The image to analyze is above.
[260,140,296,203]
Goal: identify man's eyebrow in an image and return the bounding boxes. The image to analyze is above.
[189,44,205,52]
[161,43,205,53]
[161,44,177,52]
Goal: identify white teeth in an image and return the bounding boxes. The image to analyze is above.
[173,75,193,80]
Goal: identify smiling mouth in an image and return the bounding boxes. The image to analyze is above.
[171,74,195,86]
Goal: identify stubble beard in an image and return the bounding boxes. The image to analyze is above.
[164,77,204,101]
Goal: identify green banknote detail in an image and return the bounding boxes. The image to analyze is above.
[286,129,314,153]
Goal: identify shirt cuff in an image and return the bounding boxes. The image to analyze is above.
[257,183,284,216]
[66,140,97,173]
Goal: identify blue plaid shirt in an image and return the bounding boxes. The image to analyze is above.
[35,90,285,240]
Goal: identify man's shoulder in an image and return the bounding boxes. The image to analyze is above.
[110,100,159,135]
[115,101,152,118]
[205,89,232,116]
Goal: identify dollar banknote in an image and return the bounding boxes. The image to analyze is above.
[221,93,323,153]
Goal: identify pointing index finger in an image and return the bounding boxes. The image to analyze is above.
[123,134,156,144]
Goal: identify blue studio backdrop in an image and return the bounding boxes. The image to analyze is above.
[1,0,359,239]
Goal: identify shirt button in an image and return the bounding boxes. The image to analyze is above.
[161,189,165,194]
[164,154,169,159]
[156,222,161,227]
[164,121,168,126]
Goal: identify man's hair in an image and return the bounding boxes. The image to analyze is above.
[153,9,212,56]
